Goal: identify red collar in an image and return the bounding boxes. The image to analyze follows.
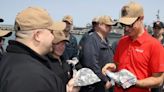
[127,29,150,45]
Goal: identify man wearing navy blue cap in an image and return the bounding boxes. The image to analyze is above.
[152,21,164,92]
[152,21,164,46]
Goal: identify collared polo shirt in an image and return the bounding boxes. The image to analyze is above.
[114,31,164,92]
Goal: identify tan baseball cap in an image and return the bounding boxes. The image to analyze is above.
[98,15,116,25]
[15,7,54,31]
[92,16,99,23]
[118,2,144,25]
[52,25,69,44]
[52,21,66,31]
[0,30,12,37]
[62,15,73,24]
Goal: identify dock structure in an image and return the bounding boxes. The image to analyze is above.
[0,24,123,36]
[0,24,14,31]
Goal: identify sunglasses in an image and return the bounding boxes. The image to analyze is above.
[121,17,140,28]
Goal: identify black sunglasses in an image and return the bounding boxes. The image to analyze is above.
[121,17,140,28]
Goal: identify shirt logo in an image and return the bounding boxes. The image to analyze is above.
[135,48,144,53]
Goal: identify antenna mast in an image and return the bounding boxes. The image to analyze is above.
[156,9,160,21]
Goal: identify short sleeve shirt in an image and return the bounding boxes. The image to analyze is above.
[114,31,164,92]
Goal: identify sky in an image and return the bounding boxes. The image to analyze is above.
[0,0,164,27]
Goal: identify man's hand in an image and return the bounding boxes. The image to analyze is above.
[104,81,113,90]
[67,78,80,92]
[102,63,116,75]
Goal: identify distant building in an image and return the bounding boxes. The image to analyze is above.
[0,24,14,31]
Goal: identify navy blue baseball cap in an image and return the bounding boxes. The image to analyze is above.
[153,21,164,28]
[0,18,4,22]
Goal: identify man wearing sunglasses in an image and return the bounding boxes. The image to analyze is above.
[102,2,164,92]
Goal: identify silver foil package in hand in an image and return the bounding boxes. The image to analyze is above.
[73,68,101,86]
[106,69,137,89]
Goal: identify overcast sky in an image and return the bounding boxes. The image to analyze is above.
[0,0,164,27]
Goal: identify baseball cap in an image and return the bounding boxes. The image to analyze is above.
[0,30,12,37]
[14,7,54,31]
[52,21,66,31]
[52,22,69,44]
[62,15,73,24]
[153,21,164,28]
[98,15,116,25]
[118,2,144,25]
[92,16,99,23]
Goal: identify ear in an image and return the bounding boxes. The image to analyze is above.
[140,16,144,21]
[33,29,41,43]
[138,16,144,25]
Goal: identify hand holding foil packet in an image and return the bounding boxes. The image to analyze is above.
[106,69,137,89]
[73,68,101,86]
[67,57,79,66]
[67,58,101,86]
